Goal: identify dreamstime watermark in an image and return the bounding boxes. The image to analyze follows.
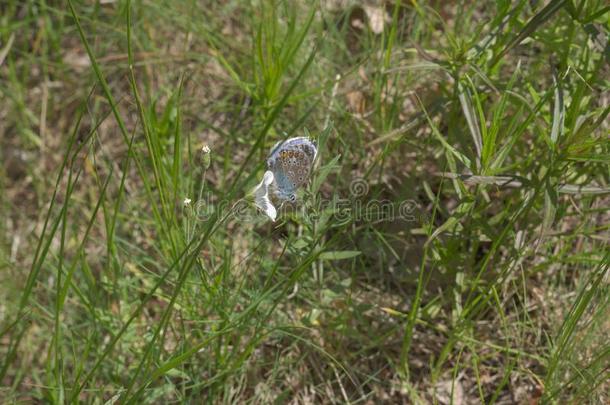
[187,178,428,224]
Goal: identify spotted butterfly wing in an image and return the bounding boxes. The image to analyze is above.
[253,170,277,221]
[267,137,317,201]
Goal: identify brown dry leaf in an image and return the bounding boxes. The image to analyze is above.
[322,0,350,11]
[346,90,366,115]
[364,5,390,34]
[358,66,369,82]
[350,11,366,30]
[63,49,91,71]
[434,379,464,405]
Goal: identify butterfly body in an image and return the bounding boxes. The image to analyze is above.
[267,137,317,201]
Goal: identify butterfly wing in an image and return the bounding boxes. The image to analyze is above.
[253,171,277,221]
[267,137,317,200]
[270,137,317,159]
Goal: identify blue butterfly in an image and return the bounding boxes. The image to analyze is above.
[267,137,318,202]
[253,137,317,222]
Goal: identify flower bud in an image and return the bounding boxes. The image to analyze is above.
[201,144,211,170]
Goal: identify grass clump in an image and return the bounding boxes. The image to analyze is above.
[0,0,608,403]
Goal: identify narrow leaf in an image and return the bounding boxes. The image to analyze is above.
[319,251,362,260]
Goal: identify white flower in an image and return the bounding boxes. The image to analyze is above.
[183,198,192,206]
[202,145,211,154]
[253,171,277,222]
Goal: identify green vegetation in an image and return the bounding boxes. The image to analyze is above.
[0,0,608,403]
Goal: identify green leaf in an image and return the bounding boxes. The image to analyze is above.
[550,70,564,145]
[490,0,568,67]
[311,154,341,195]
[319,251,362,260]
[458,78,483,168]
[415,95,473,169]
